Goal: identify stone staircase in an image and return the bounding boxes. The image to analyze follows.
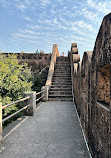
[48,56,73,101]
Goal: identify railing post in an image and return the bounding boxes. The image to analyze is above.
[24,91,36,116]
[0,102,2,150]
[46,86,49,101]
[41,86,49,101]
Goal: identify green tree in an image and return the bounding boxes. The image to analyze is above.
[0,54,33,116]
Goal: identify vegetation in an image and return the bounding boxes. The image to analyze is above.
[0,54,32,117]
[0,54,48,127]
[32,69,48,92]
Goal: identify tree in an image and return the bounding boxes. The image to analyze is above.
[0,54,33,116]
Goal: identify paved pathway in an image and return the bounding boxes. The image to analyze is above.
[0,102,90,158]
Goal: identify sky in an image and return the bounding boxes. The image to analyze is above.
[0,0,111,59]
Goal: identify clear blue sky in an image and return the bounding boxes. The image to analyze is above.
[0,0,111,59]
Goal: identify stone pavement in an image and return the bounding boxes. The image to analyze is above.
[0,102,91,158]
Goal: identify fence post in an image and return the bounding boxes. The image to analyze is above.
[24,91,36,116]
[41,86,49,101]
[0,102,2,150]
[46,86,49,101]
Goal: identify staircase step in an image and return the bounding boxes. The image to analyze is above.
[55,63,70,65]
[51,85,72,88]
[48,98,73,102]
[53,77,71,79]
[48,94,73,98]
[57,59,69,61]
[56,64,70,66]
[50,88,72,91]
[54,71,70,73]
[52,81,71,84]
[57,58,69,60]
[52,80,71,82]
[49,91,72,95]
[53,74,71,76]
[55,69,70,71]
[55,63,70,64]
[54,68,71,70]
[54,68,70,70]
[53,75,71,77]
[52,77,71,79]
[52,78,71,80]
[52,83,72,86]
[52,83,72,85]
[54,69,71,71]
[53,74,71,77]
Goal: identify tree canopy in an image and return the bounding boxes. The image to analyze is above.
[0,54,32,116]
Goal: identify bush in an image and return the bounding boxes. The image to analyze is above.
[31,66,49,92]
[0,54,33,116]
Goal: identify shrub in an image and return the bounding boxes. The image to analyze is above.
[0,54,32,116]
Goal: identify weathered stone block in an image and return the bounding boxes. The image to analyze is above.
[72,54,80,63]
[72,47,78,54]
[41,86,49,101]
[24,91,36,116]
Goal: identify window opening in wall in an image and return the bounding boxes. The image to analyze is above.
[97,64,110,108]
[81,74,85,94]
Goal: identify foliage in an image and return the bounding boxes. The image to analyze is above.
[31,67,49,92]
[0,54,33,116]
[31,73,45,92]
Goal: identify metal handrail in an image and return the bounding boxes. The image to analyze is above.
[39,65,49,75]
[2,96,30,123]
[2,104,30,123]
[2,96,30,109]
[36,96,43,102]
[2,90,44,123]
[36,90,45,102]
[36,90,45,96]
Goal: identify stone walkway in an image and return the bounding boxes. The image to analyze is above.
[0,102,90,158]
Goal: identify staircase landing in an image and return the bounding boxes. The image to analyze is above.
[1,102,90,158]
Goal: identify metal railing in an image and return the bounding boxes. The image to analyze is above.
[2,90,45,123]
[2,96,31,123]
[2,96,30,110]
[36,90,45,102]
[0,89,46,149]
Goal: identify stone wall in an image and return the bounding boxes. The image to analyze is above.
[71,12,111,158]
[1,53,51,73]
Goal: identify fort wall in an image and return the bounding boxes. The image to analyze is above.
[71,13,111,158]
[1,53,51,73]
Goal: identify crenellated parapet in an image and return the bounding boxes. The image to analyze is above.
[70,43,80,76]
